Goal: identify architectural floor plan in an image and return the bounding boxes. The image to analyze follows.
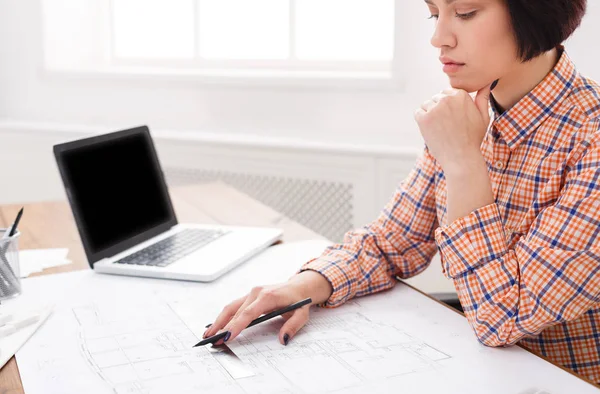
[15,244,600,394]
[72,300,249,394]
[63,296,454,394]
[227,305,453,394]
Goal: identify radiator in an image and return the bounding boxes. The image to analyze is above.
[164,167,354,242]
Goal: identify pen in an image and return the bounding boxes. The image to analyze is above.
[0,249,18,296]
[0,207,24,294]
[2,207,23,239]
[0,314,40,339]
[193,297,312,347]
[8,207,23,237]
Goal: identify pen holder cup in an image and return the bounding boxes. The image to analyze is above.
[0,230,21,301]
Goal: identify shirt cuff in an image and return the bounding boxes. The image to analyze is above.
[434,203,509,279]
[297,255,352,308]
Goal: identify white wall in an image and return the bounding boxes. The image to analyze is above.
[563,1,600,79]
[1,1,599,149]
[0,0,435,149]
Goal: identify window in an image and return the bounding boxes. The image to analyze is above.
[42,0,399,85]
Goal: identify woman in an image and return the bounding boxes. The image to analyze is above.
[204,0,600,384]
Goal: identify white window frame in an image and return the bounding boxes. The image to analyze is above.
[42,0,406,91]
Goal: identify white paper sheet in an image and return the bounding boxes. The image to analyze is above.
[0,304,52,370]
[19,248,72,278]
[14,240,600,394]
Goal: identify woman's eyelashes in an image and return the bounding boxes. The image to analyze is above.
[427,11,477,20]
[456,11,477,20]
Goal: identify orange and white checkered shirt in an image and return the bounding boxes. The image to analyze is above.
[299,47,600,384]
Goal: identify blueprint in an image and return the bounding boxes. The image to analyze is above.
[224,303,455,394]
[72,300,251,394]
[14,240,600,394]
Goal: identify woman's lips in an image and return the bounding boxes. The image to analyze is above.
[443,63,465,74]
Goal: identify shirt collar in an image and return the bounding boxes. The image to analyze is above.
[489,46,578,151]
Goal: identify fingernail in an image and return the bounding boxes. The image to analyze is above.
[490,79,499,91]
[283,333,289,346]
[223,331,231,342]
[203,329,209,338]
[205,323,212,328]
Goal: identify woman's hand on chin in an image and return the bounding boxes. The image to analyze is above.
[414,83,493,173]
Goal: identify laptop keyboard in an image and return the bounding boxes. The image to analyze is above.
[114,228,228,268]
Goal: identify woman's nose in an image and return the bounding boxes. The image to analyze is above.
[430,18,457,49]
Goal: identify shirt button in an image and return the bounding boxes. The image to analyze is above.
[495,161,505,170]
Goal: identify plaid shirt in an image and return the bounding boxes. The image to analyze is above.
[299,47,600,384]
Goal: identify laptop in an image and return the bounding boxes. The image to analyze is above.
[53,126,283,282]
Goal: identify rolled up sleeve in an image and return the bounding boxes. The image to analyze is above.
[298,146,440,308]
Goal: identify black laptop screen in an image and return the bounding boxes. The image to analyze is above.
[58,130,174,258]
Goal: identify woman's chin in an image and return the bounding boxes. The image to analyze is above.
[448,78,475,92]
[448,77,492,94]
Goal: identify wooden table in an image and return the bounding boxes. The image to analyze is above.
[0,182,326,393]
[0,182,597,392]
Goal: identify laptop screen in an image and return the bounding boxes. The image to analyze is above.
[54,127,177,265]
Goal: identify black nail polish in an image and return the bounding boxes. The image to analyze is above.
[224,331,231,342]
[283,333,289,346]
[205,323,212,328]
[490,79,499,91]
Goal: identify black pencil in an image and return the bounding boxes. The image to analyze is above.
[193,297,312,347]
[193,331,229,347]
[8,207,24,237]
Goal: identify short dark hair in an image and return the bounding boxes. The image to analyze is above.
[506,0,587,62]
